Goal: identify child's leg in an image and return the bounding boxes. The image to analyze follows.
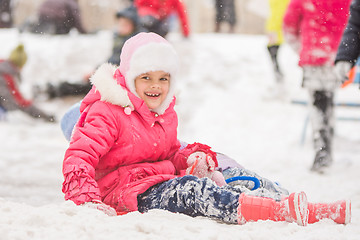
[308,90,334,171]
[58,82,92,97]
[137,175,240,224]
[138,175,309,225]
[267,44,283,82]
[222,167,289,198]
[302,66,337,172]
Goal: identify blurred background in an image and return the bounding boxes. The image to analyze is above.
[10,0,267,34]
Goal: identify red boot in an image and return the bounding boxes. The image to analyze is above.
[308,200,351,224]
[237,192,308,226]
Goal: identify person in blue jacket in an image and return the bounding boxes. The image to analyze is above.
[335,0,360,84]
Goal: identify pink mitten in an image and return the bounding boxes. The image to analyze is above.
[211,170,227,187]
[83,200,117,216]
[186,151,213,177]
[186,151,226,187]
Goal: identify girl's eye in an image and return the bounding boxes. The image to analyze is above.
[160,76,170,81]
[141,76,150,80]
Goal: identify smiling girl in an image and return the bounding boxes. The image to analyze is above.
[61,32,350,225]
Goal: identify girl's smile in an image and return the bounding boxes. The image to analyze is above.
[135,71,170,110]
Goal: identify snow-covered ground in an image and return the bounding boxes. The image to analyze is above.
[1,28,360,240]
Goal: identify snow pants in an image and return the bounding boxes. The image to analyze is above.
[137,169,290,224]
[267,45,283,82]
[302,66,336,159]
[308,90,334,152]
[215,0,237,26]
[137,175,241,224]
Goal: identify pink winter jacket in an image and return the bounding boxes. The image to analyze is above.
[283,0,351,66]
[62,32,219,213]
[62,66,190,212]
[62,33,178,213]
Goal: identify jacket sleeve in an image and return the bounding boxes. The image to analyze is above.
[62,102,119,205]
[265,0,290,44]
[0,73,32,109]
[175,0,190,37]
[335,0,360,63]
[282,0,302,47]
[266,0,288,32]
[0,74,22,111]
[169,142,218,174]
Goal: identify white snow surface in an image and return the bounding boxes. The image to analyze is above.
[1,29,360,240]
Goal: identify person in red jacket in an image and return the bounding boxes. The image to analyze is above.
[283,0,352,172]
[133,0,190,37]
[62,32,350,225]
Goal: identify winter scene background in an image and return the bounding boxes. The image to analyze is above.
[1,25,360,239]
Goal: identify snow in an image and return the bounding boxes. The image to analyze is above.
[1,28,360,239]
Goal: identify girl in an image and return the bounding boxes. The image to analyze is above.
[62,32,350,225]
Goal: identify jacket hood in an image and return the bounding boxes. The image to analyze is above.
[85,32,179,115]
[87,63,132,109]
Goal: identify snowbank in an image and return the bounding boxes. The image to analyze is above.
[0,29,359,240]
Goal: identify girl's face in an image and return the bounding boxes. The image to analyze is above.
[135,71,170,110]
[117,17,135,36]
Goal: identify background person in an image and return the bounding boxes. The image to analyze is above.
[0,44,55,122]
[33,0,87,34]
[335,0,360,84]
[283,0,352,172]
[214,0,237,33]
[133,0,190,38]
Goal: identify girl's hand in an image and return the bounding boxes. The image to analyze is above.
[186,151,226,186]
[83,200,117,216]
[186,151,215,177]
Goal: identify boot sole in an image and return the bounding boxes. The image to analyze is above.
[344,200,351,224]
[290,192,308,226]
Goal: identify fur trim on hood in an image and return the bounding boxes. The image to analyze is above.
[89,63,133,109]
